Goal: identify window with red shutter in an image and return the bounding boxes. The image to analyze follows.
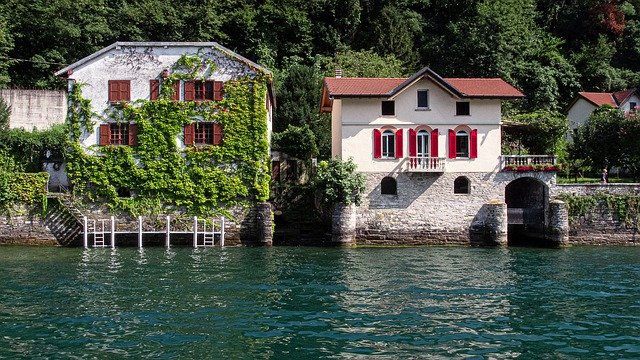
[109,123,130,145]
[409,128,417,157]
[172,81,180,101]
[373,129,382,159]
[213,81,223,101]
[213,123,223,145]
[99,124,110,145]
[430,129,439,157]
[108,80,130,103]
[395,129,403,159]
[470,129,478,159]
[150,80,160,100]
[129,124,138,146]
[184,123,195,145]
[184,81,196,101]
[448,129,456,159]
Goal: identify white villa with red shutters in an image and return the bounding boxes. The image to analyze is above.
[321,67,562,246]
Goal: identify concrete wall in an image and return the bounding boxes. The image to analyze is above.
[0,89,66,130]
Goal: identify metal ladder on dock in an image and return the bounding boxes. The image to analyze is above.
[88,219,108,247]
[197,217,224,247]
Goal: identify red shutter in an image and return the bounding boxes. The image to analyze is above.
[184,123,195,145]
[108,81,119,102]
[99,124,110,145]
[395,128,403,159]
[120,81,130,101]
[213,81,224,101]
[184,81,195,101]
[373,129,381,159]
[172,81,180,101]
[128,124,138,146]
[213,123,223,145]
[431,128,439,157]
[409,128,416,157]
[150,80,160,100]
[448,129,456,159]
[470,129,478,159]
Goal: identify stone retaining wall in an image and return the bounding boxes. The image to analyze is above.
[0,205,57,245]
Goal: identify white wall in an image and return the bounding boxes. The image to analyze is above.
[67,45,260,149]
[335,77,503,173]
[622,94,640,112]
[567,98,597,129]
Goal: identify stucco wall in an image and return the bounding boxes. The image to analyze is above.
[0,89,66,130]
[335,77,503,173]
[567,98,597,130]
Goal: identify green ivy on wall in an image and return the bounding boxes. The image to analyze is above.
[65,57,271,217]
[0,172,49,214]
[556,193,640,228]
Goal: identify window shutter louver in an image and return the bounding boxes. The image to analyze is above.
[172,81,180,101]
[431,129,439,157]
[213,123,223,145]
[99,124,110,145]
[395,129,403,159]
[184,81,195,101]
[121,81,130,101]
[373,129,382,159]
[448,129,456,159]
[108,81,119,102]
[129,124,138,146]
[150,80,160,100]
[409,128,416,157]
[184,123,195,145]
[213,81,223,101]
[470,129,478,159]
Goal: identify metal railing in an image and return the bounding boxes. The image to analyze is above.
[501,155,556,169]
[406,157,446,172]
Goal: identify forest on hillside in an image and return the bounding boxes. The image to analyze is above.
[0,0,639,161]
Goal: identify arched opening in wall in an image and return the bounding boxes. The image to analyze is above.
[381,177,397,195]
[454,176,470,194]
[505,177,549,247]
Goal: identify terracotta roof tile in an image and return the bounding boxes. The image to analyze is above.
[612,89,635,104]
[579,92,617,107]
[443,78,523,97]
[323,77,404,96]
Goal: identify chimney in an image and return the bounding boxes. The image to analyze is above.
[335,69,342,78]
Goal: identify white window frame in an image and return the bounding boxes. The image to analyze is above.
[416,130,430,157]
[456,130,469,158]
[381,130,396,159]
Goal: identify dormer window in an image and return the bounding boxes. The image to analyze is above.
[417,90,429,109]
[381,101,395,116]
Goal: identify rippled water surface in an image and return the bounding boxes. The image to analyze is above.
[1,246,639,359]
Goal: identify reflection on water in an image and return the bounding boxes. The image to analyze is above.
[0,246,639,359]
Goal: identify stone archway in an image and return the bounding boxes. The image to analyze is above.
[505,177,549,246]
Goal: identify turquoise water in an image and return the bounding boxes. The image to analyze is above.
[0,246,639,359]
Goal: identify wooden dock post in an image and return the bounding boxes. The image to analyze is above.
[138,216,143,248]
[110,216,115,249]
[165,215,170,248]
[193,216,198,248]
[83,216,88,249]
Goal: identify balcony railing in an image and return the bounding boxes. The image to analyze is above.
[501,155,558,171]
[406,157,446,172]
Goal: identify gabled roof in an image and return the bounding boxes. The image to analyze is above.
[320,67,523,112]
[54,42,272,77]
[578,92,617,107]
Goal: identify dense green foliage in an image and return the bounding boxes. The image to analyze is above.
[0,124,67,172]
[503,111,569,155]
[571,106,640,178]
[66,68,270,216]
[556,192,640,228]
[0,149,48,212]
[311,158,366,214]
[272,124,319,160]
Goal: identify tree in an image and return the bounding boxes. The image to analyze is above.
[318,49,406,77]
[503,111,569,155]
[572,106,625,172]
[311,158,365,216]
[272,124,319,160]
[619,112,640,179]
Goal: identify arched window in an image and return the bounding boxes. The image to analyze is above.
[381,176,397,195]
[456,130,469,158]
[454,176,470,194]
[416,130,429,157]
[381,130,395,159]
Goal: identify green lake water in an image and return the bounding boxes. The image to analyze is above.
[0,246,639,359]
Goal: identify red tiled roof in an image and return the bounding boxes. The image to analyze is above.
[323,76,523,98]
[613,89,635,104]
[444,78,524,98]
[579,92,617,107]
[323,77,404,96]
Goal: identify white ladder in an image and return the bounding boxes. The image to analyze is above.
[90,219,107,247]
[201,220,216,247]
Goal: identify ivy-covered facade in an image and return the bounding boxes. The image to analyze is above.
[56,42,275,216]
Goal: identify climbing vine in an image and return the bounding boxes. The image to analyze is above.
[65,56,270,217]
[556,193,640,227]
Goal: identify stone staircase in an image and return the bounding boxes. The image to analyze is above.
[44,194,85,246]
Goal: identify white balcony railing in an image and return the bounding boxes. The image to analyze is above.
[406,157,446,172]
[500,155,557,169]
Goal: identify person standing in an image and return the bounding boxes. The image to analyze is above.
[600,168,608,184]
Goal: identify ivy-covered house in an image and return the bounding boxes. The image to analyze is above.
[54,42,275,243]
